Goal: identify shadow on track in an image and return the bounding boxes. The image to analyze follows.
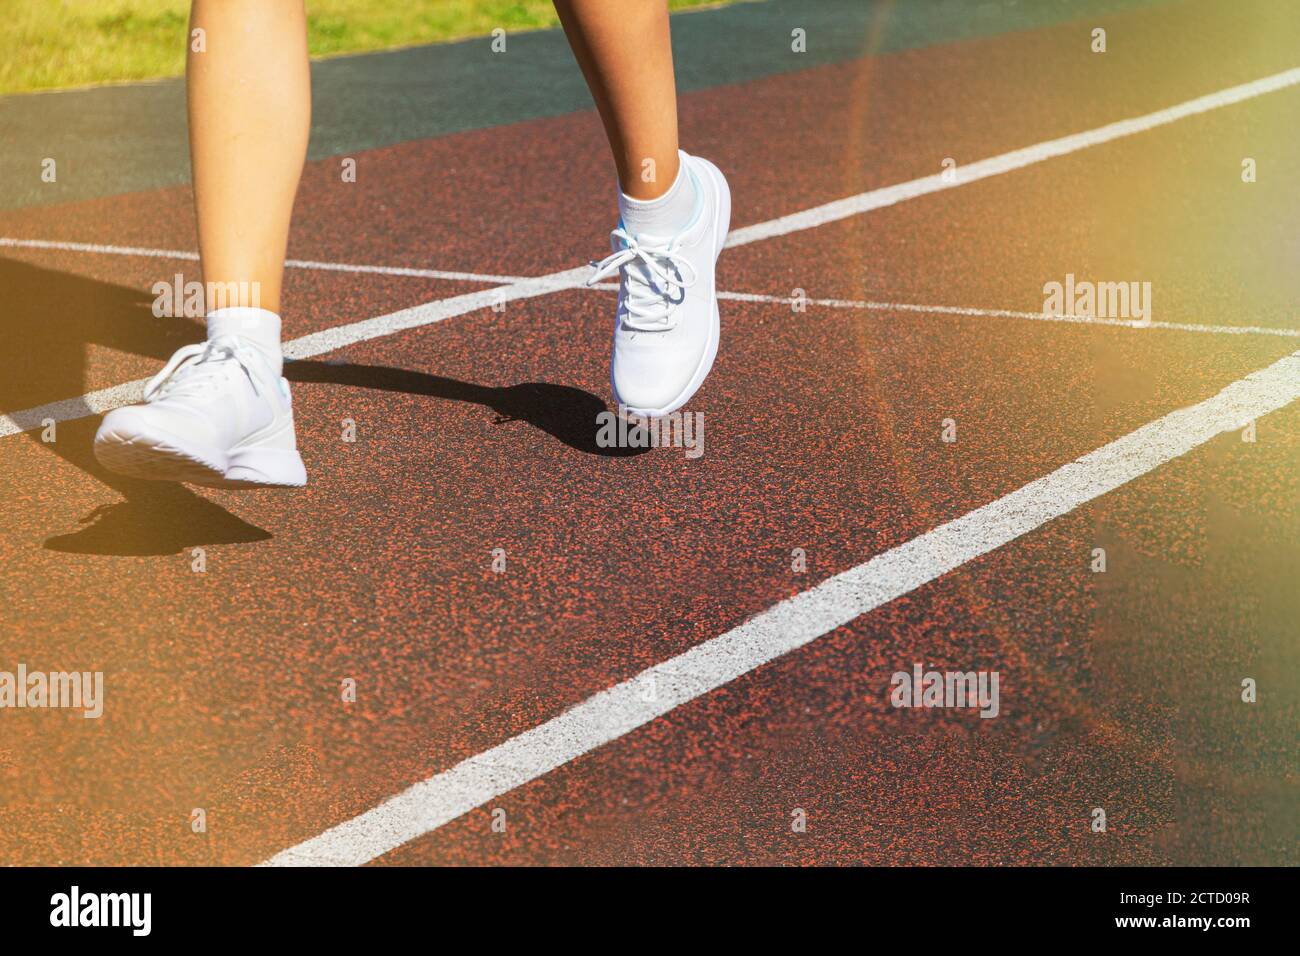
[2,256,272,556]
[1,256,639,555]
[285,360,651,458]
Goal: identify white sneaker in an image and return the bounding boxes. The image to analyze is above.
[588,152,731,418]
[94,336,307,488]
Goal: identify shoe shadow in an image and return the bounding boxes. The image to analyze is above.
[40,424,275,557]
[285,360,651,458]
[0,255,273,556]
[45,494,274,557]
[2,256,641,556]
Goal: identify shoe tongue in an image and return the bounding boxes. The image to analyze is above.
[624,256,668,313]
[628,226,675,246]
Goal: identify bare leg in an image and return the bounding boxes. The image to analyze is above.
[553,0,680,200]
[92,1,311,489]
[559,1,729,418]
[188,0,310,314]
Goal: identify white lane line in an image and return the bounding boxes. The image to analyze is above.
[6,65,1300,439]
[4,231,1295,353]
[0,268,590,438]
[263,346,1300,866]
[717,292,1300,338]
[726,66,1300,247]
[279,268,588,359]
[0,380,157,438]
[0,238,199,260]
[3,285,1295,440]
[6,284,1291,438]
[0,237,523,285]
[6,232,1295,342]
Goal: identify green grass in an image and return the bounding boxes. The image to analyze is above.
[1,0,732,95]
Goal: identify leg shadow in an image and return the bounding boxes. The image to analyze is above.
[286,359,651,458]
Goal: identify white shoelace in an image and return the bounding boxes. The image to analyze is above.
[143,335,267,403]
[587,227,697,331]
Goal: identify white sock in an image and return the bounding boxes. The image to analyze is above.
[207,306,283,376]
[617,150,700,241]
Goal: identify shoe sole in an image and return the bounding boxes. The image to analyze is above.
[616,155,731,420]
[94,424,307,489]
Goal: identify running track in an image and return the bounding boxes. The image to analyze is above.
[1,0,1297,866]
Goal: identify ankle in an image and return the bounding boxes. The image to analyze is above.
[618,149,699,241]
[207,306,283,374]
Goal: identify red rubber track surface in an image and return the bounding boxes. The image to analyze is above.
[0,0,1296,865]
